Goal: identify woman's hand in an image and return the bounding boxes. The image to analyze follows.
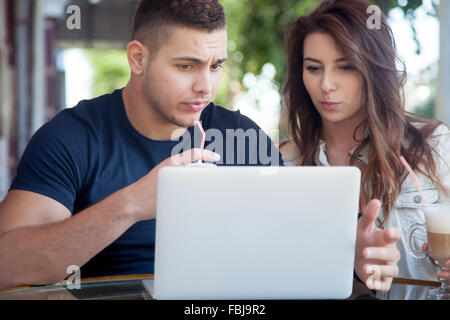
[421,243,450,279]
[438,260,450,279]
[354,199,402,291]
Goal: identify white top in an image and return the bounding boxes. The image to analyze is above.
[280,124,450,300]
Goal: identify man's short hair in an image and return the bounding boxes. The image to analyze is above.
[132,0,226,55]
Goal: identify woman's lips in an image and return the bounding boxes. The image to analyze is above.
[320,101,341,110]
[181,101,209,112]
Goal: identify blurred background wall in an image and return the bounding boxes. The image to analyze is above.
[0,0,449,201]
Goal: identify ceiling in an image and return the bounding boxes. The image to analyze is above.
[54,0,140,49]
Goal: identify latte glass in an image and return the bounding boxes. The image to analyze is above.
[407,203,450,300]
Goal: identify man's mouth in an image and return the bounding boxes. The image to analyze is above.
[181,100,210,112]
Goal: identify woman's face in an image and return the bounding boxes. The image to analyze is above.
[302,32,365,128]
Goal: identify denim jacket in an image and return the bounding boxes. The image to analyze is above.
[280,124,450,300]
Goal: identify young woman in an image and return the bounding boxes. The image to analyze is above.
[279,0,450,299]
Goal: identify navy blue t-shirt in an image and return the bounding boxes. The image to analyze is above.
[10,88,283,277]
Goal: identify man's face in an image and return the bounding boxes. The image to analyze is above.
[141,27,227,130]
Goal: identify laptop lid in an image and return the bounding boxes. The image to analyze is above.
[151,166,360,300]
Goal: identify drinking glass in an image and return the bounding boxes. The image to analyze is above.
[407,203,450,300]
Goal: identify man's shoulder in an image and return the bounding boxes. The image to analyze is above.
[10,90,124,211]
[202,102,261,131]
[37,89,121,140]
[62,90,120,126]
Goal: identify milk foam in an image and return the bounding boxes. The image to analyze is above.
[424,205,450,234]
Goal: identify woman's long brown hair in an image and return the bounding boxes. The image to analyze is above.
[283,0,446,226]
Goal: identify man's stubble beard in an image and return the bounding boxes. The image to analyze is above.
[143,84,199,130]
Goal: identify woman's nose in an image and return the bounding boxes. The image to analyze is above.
[320,71,337,93]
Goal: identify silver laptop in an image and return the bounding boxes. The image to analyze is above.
[143,166,360,300]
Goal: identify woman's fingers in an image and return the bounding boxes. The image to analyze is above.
[437,269,450,279]
[363,245,401,263]
[363,263,399,279]
[362,263,398,291]
[366,276,394,292]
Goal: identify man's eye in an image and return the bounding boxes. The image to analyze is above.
[211,64,223,71]
[178,65,191,70]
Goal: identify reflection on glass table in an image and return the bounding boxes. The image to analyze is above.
[0,275,442,300]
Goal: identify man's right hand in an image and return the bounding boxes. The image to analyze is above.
[125,148,221,222]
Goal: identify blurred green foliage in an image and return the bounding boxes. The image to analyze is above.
[218,0,437,105]
[84,49,130,98]
[217,0,438,138]
[217,0,321,108]
[413,62,438,118]
[83,0,438,121]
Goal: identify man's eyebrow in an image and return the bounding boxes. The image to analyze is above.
[172,57,228,64]
[172,57,203,64]
[303,57,347,63]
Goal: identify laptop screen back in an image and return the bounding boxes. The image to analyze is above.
[153,166,360,299]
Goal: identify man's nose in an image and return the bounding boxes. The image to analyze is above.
[320,70,337,94]
[193,71,212,95]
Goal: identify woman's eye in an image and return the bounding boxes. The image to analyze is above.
[340,65,355,71]
[306,66,320,72]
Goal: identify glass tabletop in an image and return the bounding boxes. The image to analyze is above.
[0,275,440,300]
[0,275,154,300]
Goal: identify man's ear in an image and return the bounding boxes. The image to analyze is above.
[127,40,148,76]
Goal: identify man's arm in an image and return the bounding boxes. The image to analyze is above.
[0,148,220,290]
[0,188,138,290]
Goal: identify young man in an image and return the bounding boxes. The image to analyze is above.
[0,0,400,292]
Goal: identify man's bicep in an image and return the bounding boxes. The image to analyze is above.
[0,190,71,234]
